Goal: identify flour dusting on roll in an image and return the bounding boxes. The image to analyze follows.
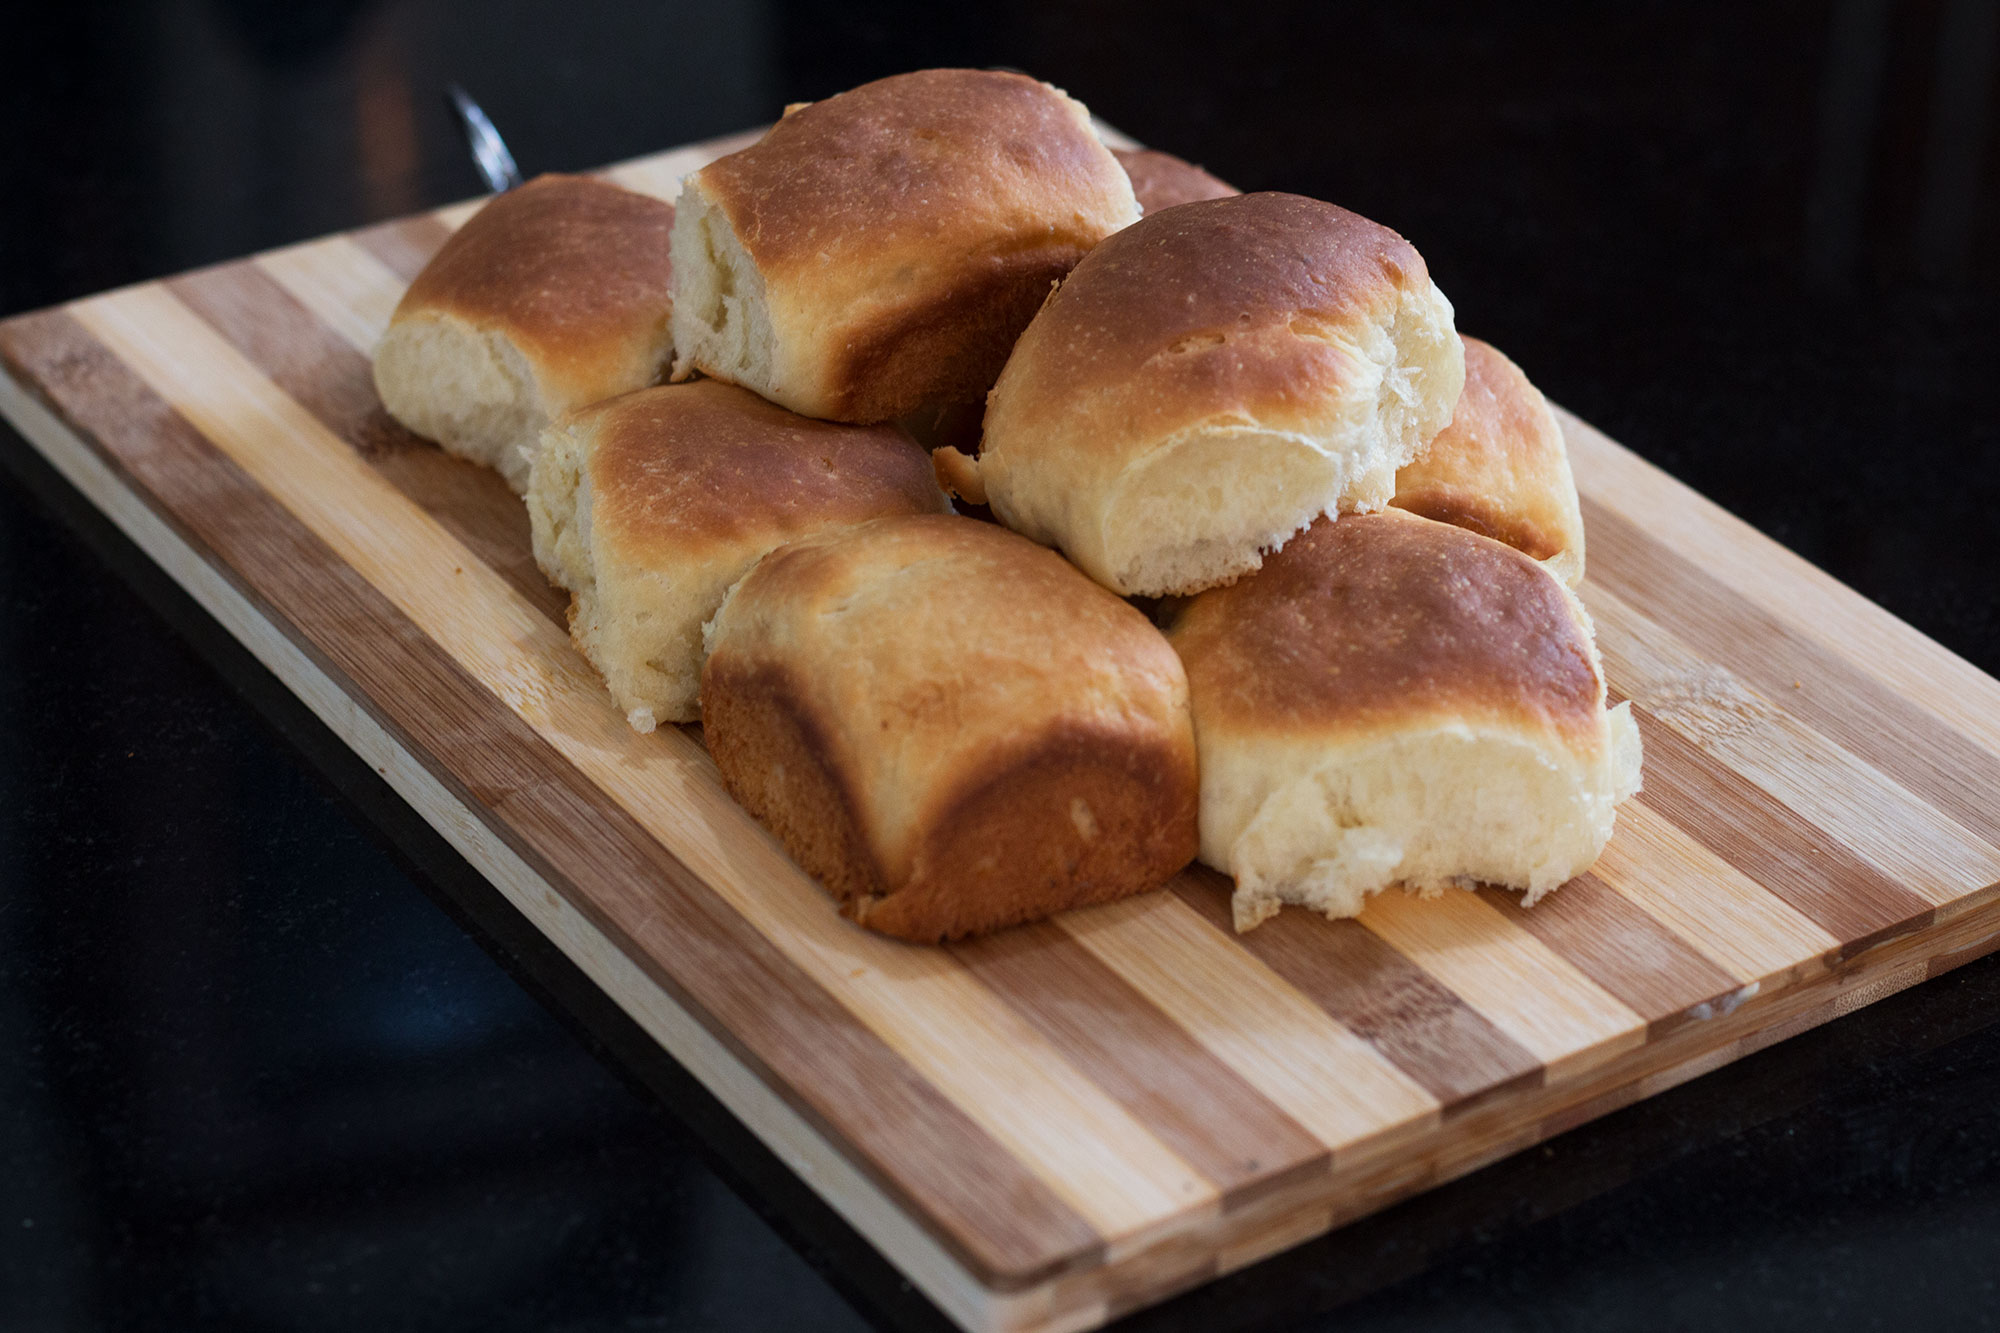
[1164,508,1640,931]
[947,192,1464,597]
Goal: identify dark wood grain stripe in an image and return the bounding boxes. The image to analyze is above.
[1633,707,1934,952]
[1477,876,1741,1032]
[951,922,1329,1207]
[351,213,454,283]
[1582,496,2000,850]
[1171,872,1541,1110]
[0,308,1102,1284]
[166,261,566,625]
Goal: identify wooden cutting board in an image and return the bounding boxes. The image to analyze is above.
[5,127,2000,1333]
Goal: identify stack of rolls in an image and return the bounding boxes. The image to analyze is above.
[373,66,1639,944]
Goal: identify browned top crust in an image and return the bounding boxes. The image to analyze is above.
[393,174,675,404]
[1392,336,1580,564]
[984,192,1431,446]
[1112,147,1240,214]
[573,380,940,559]
[684,70,1137,422]
[700,70,1130,278]
[1165,509,1603,741]
[705,514,1195,890]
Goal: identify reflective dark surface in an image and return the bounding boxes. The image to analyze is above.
[4,3,1999,1330]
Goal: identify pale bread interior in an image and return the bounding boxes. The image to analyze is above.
[1098,424,1370,595]
[1542,546,1585,589]
[1021,276,1464,597]
[1202,703,1642,931]
[373,312,547,493]
[527,418,714,732]
[669,179,782,405]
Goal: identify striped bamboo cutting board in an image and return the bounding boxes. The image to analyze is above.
[6,127,2000,1333]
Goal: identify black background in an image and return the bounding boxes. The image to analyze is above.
[3,2,1999,1329]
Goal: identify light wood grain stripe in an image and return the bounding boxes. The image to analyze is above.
[169,257,1257,1231]
[1592,798,1839,984]
[1562,410,2000,763]
[1632,709,1935,951]
[192,225,1408,1219]
[951,922,1329,1203]
[1057,893,1440,1155]
[1586,581,2000,900]
[729,878,1216,1237]
[201,199,1451,1165]
[187,237,1288,1231]
[0,365,1063,1333]
[433,197,485,231]
[0,308,1104,1284]
[170,261,564,623]
[1172,874,1542,1109]
[67,285,1213,1241]
[170,263,381,437]
[1578,493,2000,852]
[352,214,453,283]
[1357,889,1646,1079]
[256,236,401,358]
[256,235,401,358]
[1477,876,1741,1030]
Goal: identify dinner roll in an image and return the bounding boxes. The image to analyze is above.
[528,381,946,732]
[1112,147,1240,214]
[1393,336,1585,586]
[702,514,1199,942]
[945,192,1464,597]
[669,69,1139,423]
[374,174,677,492]
[1164,509,1640,932]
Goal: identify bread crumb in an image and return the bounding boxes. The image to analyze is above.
[1069,797,1099,842]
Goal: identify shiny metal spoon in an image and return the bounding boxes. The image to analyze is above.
[445,84,522,193]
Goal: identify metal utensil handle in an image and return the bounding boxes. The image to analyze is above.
[446,84,523,193]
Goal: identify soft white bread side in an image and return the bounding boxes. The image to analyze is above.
[700,514,1200,943]
[1392,335,1586,587]
[374,174,677,492]
[669,69,1139,423]
[526,380,946,732]
[1164,509,1640,931]
[947,192,1464,597]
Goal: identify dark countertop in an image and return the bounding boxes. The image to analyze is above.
[4,3,1998,1329]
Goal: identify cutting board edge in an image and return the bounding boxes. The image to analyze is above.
[0,364,1026,1333]
[13,355,2000,1333]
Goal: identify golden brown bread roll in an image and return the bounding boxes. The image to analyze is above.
[374,174,677,492]
[1112,146,1240,213]
[527,381,946,732]
[1164,509,1640,931]
[1392,336,1585,586]
[701,514,1200,942]
[669,69,1139,423]
[942,192,1464,597]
